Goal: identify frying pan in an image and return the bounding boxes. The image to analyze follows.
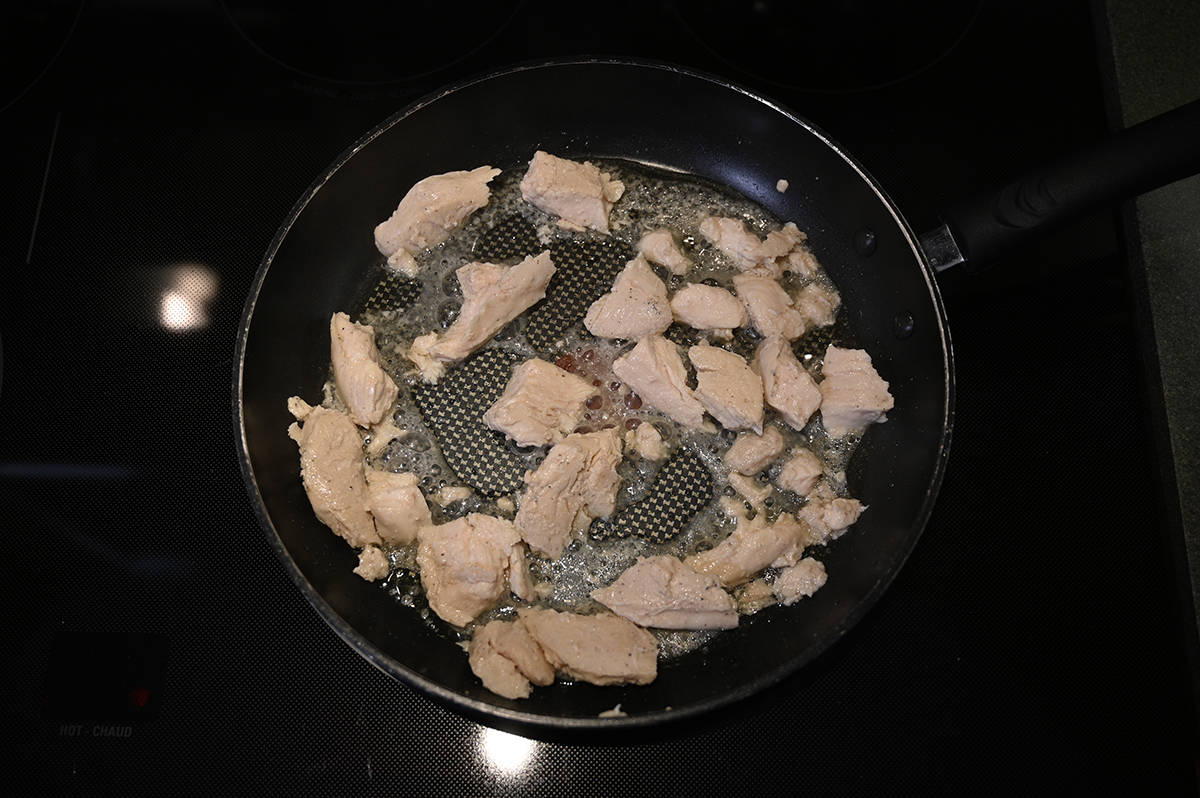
[234,60,1200,737]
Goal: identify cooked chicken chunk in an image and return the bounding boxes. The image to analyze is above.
[468,617,555,700]
[794,282,840,328]
[724,426,785,475]
[611,335,705,429]
[592,556,738,630]
[736,578,778,615]
[625,422,668,461]
[365,470,431,545]
[330,313,399,428]
[818,345,895,437]
[755,336,822,430]
[406,332,446,383]
[798,488,865,545]
[365,419,405,458]
[685,513,807,587]
[427,251,555,365]
[519,151,624,233]
[517,608,658,686]
[509,545,534,601]
[772,558,827,605]
[728,471,772,507]
[584,255,672,340]
[288,406,379,548]
[483,358,593,447]
[374,166,501,276]
[732,273,807,340]
[638,228,692,275]
[416,513,523,626]
[433,485,473,506]
[688,343,763,433]
[670,284,748,338]
[776,449,823,496]
[514,429,622,559]
[353,545,389,581]
[698,217,815,278]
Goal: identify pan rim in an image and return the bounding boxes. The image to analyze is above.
[232,56,955,737]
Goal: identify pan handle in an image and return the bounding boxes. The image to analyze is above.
[921,97,1200,273]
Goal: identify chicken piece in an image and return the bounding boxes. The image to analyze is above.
[365,419,406,458]
[698,217,814,278]
[287,396,314,420]
[736,578,778,615]
[732,273,807,340]
[624,422,668,461]
[517,608,658,686]
[584,255,672,340]
[468,618,555,700]
[728,471,772,507]
[514,429,623,560]
[638,228,692,275]
[406,332,446,383]
[433,485,473,506]
[428,251,556,364]
[365,470,431,545]
[374,166,501,276]
[519,151,624,233]
[685,513,808,587]
[353,545,389,581]
[794,282,840,329]
[611,335,705,429]
[724,426,785,475]
[798,489,865,545]
[773,558,827,605]
[592,556,738,630]
[509,545,534,601]
[289,407,380,548]
[329,313,399,428]
[688,343,763,433]
[483,358,593,447]
[416,513,522,627]
[818,345,895,437]
[670,284,748,339]
[776,449,823,496]
[754,336,822,430]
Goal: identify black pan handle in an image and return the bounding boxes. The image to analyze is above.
[922,97,1200,273]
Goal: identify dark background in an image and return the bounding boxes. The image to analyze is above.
[2,0,1196,794]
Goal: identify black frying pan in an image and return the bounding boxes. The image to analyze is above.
[234,60,1200,737]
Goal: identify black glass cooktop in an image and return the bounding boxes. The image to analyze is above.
[3,0,1195,793]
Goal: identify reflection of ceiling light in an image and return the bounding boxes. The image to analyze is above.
[480,728,536,774]
[157,263,218,332]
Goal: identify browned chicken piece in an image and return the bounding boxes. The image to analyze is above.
[353,545,389,581]
[684,513,808,587]
[514,429,623,560]
[736,578,778,615]
[754,336,822,430]
[373,166,501,276]
[793,282,840,328]
[818,345,895,437]
[584,255,672,340]
[624,422,668,461]
[688,343,763,433]
[416,513,523,627]
[724,426,785,475]
[772,558,828,605]
[330,312,399,428]
[732,273,808,341]
[468,617,555,700]
[592,555,738,630]
[288,405,380,548]
[483,358,593,447]
[798,487,865,545]
[638,228,692,275]
[776,449,823,496]
[698,217,817,278]
[611,335,706,429]
[365,470,431,546]
[426,251,556,365]
[517,608,658,686]
[519,151,624,233]
[669,283,748,339]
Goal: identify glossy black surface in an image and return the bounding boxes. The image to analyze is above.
[3,0,1196,793]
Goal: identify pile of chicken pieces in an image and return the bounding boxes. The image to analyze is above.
[287,151,894,701]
